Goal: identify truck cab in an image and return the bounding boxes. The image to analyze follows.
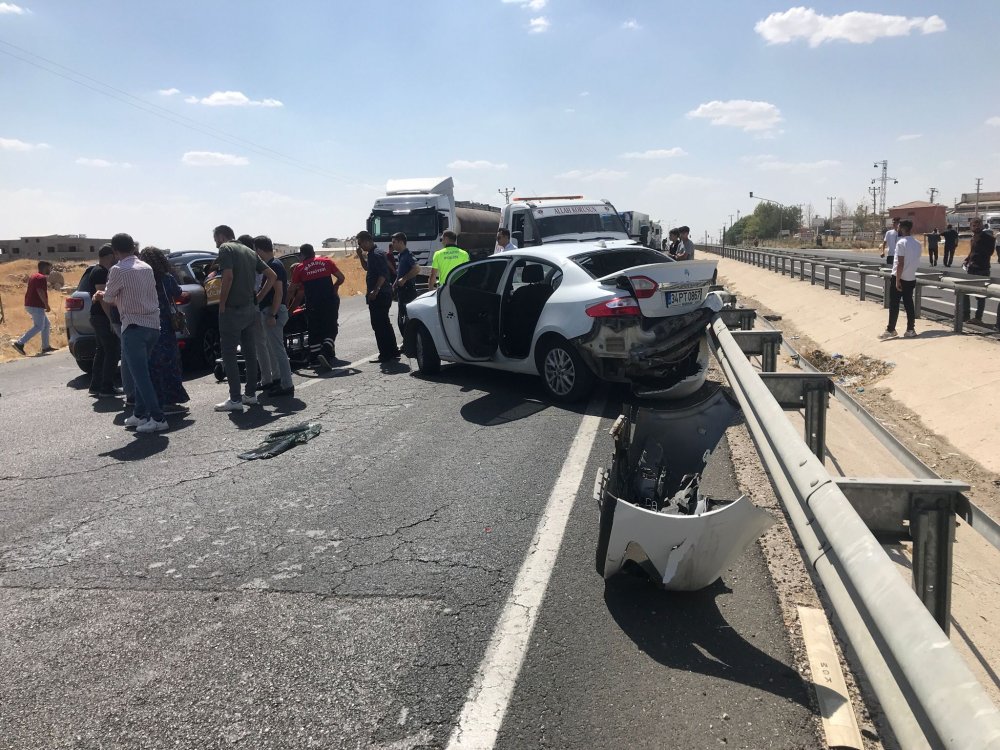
[500,197,632,247]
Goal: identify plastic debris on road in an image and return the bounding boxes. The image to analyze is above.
[594,388,774,591]
[238,421,322,460]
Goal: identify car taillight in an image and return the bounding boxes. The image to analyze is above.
[586,297,641,318]
[65,298,85,311]
[629,275,658,299]
[175,291,191,304]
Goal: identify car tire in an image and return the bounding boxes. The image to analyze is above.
[197,326,221,369]
[75,357,94,374]
[414,323,441,376]
[536,336,595,403]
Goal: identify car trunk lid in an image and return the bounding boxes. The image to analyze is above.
[598,259,717,319]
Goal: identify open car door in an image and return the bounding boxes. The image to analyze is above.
[438,258,510,361]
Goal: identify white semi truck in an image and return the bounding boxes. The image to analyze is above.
[620,210,663,249]
[366,177,502,267]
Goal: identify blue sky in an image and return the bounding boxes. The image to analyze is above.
[1,0,997,249]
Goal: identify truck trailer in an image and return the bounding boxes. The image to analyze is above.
[366,177,501,268]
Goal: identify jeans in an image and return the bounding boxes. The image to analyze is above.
[18,306,50,349]
[254,306,293,389]
[962,268,990,319]
[887,277,916,332]
[112,322,134,399]
[369,301,398,358]
[220,304,258,402]
[90,314,120,393]
[121,324,163,422]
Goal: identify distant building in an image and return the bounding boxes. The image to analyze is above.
[954,191,1000,216]
[888,202,947,234]
[0,234,114,262]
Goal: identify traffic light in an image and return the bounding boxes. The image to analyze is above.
[749,191,754,198]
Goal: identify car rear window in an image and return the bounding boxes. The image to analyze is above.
[570,248,671,278]
[170,261,198,285]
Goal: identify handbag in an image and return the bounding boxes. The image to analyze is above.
[162,279,190,336]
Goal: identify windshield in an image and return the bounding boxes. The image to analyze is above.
[368,209,439,242]
[570,248,671,278]
[535,209,627,240]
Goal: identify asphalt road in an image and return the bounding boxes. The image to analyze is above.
[0,296,818,749]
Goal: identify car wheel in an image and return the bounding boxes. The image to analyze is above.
[76,357,94,374]
[200,326,221,368]
[537,336,595,403]
[414,324,441,376]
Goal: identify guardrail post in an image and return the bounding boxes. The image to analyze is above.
[804,382,830,459]
[823,266,830,290]
[800,259,806,281]
[883,275,892,309]
[953,293,964,333]
[859,271,867,301]
[911,494,955,634]
[839,268,846,296]
[809,262,816,286]
[914,284,923,317]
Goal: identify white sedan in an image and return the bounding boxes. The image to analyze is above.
[401,241,722,402]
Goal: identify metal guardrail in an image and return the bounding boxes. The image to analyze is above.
[702,243,1000,333]
[709,317,1000,749]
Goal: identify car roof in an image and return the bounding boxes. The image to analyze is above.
[168,250,217,260]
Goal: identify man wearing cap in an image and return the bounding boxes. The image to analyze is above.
[85,244,121,397]
[428,230,470,288]
[287,243,344,369]
[355,230,399,362]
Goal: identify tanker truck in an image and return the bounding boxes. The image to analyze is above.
[366,177,502,269]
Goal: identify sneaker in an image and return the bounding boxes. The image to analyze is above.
[123,415,148,429]
[878,330,897,340]
[241,394,259,406]
[903,329,917,338]
[214,399,244,412]
[136,418,169,434]
[12,341,25,355]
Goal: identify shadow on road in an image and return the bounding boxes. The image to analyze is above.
[98,435,170,460]
[225,400,307,429]
[603,575,811,709]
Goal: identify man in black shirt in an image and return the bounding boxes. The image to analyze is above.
[962,217,996,322]
[356,230,399,362]
[85,244,121,397]
[941,224,959,267]
[926,228,940,266]
[253,236,295,397]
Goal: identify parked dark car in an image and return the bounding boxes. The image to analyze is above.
[65,250,221,373]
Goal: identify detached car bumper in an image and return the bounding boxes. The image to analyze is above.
[574,293,723,398]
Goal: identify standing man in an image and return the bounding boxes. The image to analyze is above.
[880,216,900,267]
[926,228,940,266]
[674,226,695,260]
[941,223,959,267]
[12,260,55,356]
[494,228,517,254]
[961,216,997,323]
[95,233,167,433]
[213,224,276,412]
[355,230,399,362]
[253,236,294,398]
[85,244,121,396]
[428,230,470,288]
[879,220,922,339]
[287,243,344,370]
[390,232,420,339]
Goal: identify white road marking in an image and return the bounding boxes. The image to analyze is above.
[296,353,378,388]
[446,397,607,750]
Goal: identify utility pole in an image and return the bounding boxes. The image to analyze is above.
[928,187,939,204]
[873,160,898,217]
[497,187,516,204]
[974,178,983,217]
[827,196,836,221]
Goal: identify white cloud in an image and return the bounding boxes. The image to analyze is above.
[185,91,283,107]
[755,8,947,47]
[579,91,590,97]
[447,159,509,170]
[897,133,922,141]
[528,16,550,33]
[502,0,546,8]
[158,88,180,97]
[621,147,687,160]
[76,157,132,168]
[181,151,249,167]
[649,174,719,188]
[564,108,575,114]
[621,19,641,30]
[0,3,27,14]
[0,137,49,151]
[754,158,840,173]
[987,116,1000,127]
[554,169,627,182]
[687,100,783,132]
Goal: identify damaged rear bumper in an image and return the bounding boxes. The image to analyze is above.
[595,388,773,590]
[575,294,723,399]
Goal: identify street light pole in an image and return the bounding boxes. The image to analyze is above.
[749,191,786,237]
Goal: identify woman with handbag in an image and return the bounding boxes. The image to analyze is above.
[139,247,190,413]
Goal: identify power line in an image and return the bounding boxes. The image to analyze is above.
[497,187,516,204]
[0,36,355,184]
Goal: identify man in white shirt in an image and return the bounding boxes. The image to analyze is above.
[880,216,900,268]
[879,219,922,339]
[494,228,517,254]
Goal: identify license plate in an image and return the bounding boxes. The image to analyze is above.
[665,288,703,306]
